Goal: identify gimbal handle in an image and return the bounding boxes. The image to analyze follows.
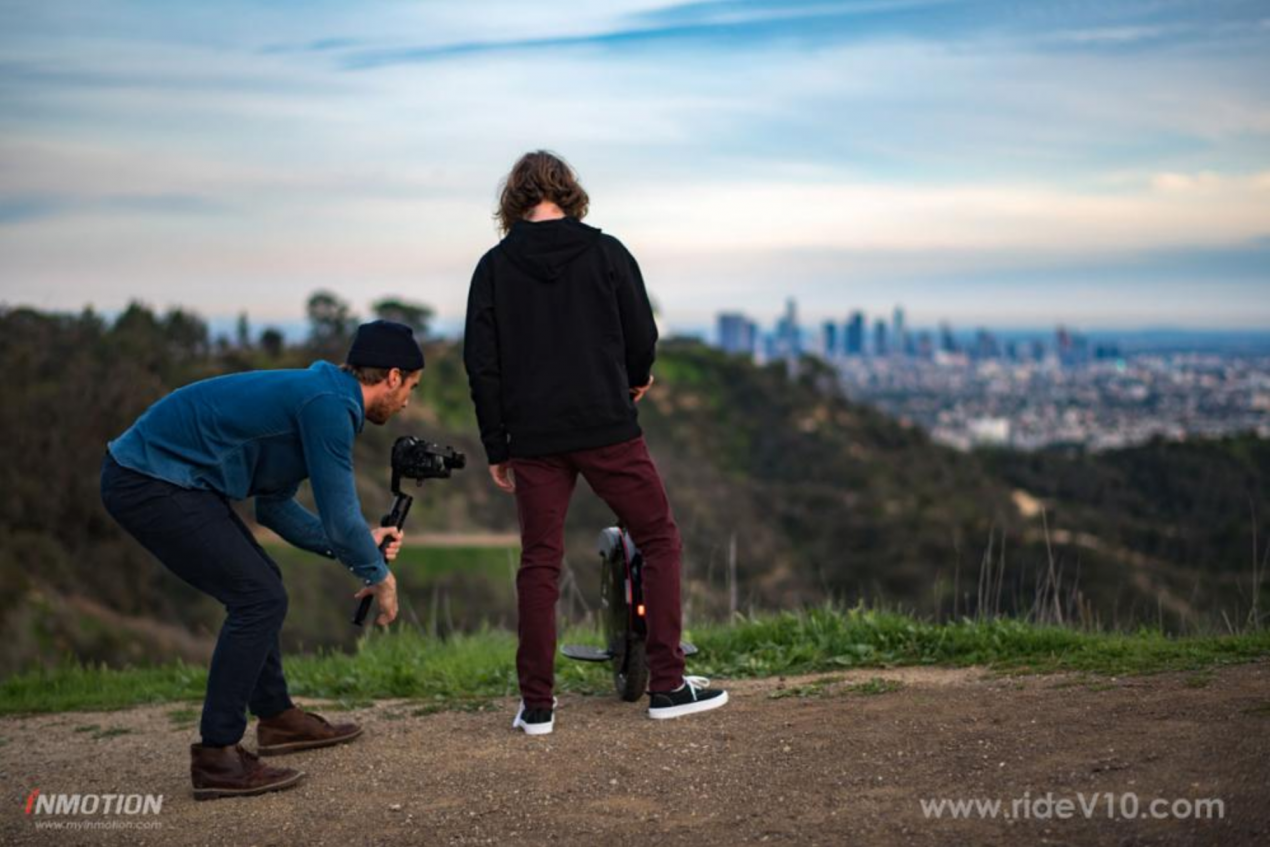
[352,492,414,627]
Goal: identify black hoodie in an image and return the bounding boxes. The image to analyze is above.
[463,218,658,464]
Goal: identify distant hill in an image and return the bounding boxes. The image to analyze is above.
[1,303,1266,673]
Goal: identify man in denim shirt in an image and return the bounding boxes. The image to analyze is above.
[101,320,423,800]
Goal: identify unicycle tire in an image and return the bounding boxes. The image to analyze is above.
[615,639,649,702]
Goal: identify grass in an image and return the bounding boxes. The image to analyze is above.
[2,606,1268,716]
[847,678,904,696]
[267,543,517,582]
[768,676,844,700]
[264,541,520,643]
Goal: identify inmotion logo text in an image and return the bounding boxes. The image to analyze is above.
[24,789,164,816]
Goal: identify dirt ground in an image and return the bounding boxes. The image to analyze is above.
[2,662,1268,846]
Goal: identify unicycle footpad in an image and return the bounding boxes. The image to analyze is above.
[561,642,698,661]
[561,644,614,662]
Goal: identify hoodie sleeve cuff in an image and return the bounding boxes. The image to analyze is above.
[484,439,510,465]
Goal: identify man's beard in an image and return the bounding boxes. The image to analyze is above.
[366,395,395,425]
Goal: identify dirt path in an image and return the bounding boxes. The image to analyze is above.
[2,663,1268,846]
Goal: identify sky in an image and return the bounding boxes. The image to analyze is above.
[1,0,1268,336]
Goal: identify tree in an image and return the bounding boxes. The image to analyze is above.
[259,327,285,359]
[111,302,166,374]
[236,311,251,350]
[306,290,357,358]
[163,308,209,361]
[372,297,434,340]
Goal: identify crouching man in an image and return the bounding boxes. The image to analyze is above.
[100,320,423,800]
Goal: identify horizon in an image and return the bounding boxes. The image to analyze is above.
[12,301,1264,351]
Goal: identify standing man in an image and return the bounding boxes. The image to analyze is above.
[464,150,727,735]
[100,320,423,799]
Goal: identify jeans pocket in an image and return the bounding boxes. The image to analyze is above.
[167,488,226,529]
[104,477,221,537]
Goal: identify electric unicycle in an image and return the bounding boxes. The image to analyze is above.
[561,526,697,701]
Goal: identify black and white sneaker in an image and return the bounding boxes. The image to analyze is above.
[512,697,557,735]
[648,675,728,719]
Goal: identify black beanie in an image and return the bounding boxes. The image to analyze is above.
[345,320,425,371]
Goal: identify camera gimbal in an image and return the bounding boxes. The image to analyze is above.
[352,435,466,627]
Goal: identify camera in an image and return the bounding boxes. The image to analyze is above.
[390,435,466,490]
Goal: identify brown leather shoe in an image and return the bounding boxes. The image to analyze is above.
[256,707,364,755]
[190,743,304,801]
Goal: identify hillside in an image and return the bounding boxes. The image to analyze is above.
[0,302,1266,671]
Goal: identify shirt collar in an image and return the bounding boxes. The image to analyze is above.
[311,360,366,433]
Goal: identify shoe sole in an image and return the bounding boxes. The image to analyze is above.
[648,690,729,720]
[192,770,306,801]
[256,726,364,755]
[513,719,554,735]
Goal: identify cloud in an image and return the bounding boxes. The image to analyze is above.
[612,169,1270,254]
[333,0,971,69]
[328,0,1270,69]
[0,196,62,225]
[1042,25,1182,46]
[0,191,227,228]
[1,0,1267,328]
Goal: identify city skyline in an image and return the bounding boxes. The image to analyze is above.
[712,299,1270,453]
[716,299,1117,361]
[711,299,1270,358]
[2,1,1268,328]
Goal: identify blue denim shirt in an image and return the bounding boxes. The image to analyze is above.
[108,361,388,584]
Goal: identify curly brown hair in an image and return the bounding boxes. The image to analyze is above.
[338,363,418,385]
[496,150,589,234]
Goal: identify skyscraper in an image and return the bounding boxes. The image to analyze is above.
[873,319,888,357]
[775,298,801,358]
[917,331,935,360]
[822,321,839,358]
[974,328,999,359]
[1055,326,1090,367]
[717,312,757,357]
[845,311,865,356]
[892,306,906,357]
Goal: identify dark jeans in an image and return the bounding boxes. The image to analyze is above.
[99,454,294,746]
[510,435,685,707]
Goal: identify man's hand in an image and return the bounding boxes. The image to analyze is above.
[630,374,655,403]
[353,571,398,627]
[370,526,404,561]
[489,463,515,494]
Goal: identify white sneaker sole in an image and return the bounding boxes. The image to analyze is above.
[515,720,553,735]
[512,699,556,735]
[648,690,729,720]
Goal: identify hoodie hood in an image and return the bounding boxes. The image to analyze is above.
[499,217,603,282]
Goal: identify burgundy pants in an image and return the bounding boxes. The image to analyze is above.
[510,435,685,708]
